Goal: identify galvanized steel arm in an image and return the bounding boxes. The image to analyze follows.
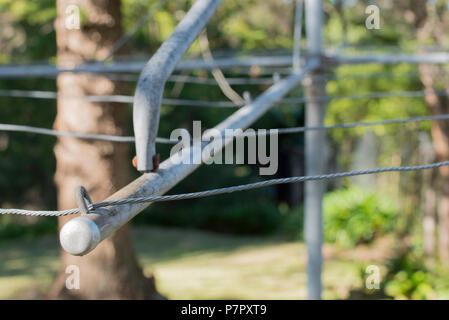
[133,0,222,172]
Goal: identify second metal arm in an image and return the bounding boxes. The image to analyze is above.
[133,0,222,172]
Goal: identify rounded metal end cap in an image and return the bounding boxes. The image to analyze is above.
[60,217,101,256]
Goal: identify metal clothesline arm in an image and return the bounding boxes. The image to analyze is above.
[0,56,295,79]
[133,0,222,172]
[59,59,319,256]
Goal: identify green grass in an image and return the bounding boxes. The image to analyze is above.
[0,226,387,299]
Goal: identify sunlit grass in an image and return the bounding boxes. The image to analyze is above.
[0,226,381,299]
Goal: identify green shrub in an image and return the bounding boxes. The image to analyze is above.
[323,186,398,247]
[383,252,437,300]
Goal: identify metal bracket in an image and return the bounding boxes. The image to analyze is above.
[75,186,93,215]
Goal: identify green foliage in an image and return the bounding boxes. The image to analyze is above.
[0,79,58,208]
[383,252,437,300]
[0,0,56,62]
[0,216,57,240]
[277,204,304,240]
[214,0,293,50]
[135,199,281,235]
[323,187,398,247]
[326,63,427,143]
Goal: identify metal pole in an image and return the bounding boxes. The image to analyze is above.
[304,0,325,300]
[59,60,319,256]
[293,0,303,72]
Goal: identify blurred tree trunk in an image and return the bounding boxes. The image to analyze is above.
[409,0,449,263]
[420,133,437,258]
[423,178,436,257]
[48,0,163,299]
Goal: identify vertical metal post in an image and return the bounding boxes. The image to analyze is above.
[293,0,303,72]
[304,0,326,300]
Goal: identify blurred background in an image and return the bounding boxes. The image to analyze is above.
[1,0,449,299]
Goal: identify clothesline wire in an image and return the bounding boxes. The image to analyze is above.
[2,160,449,216]
[1,113,448,145]
[2,55,449,216]
[0,124,175,144]
[1,66,445,84]
[0,89,239,108]
[2,88,449,108]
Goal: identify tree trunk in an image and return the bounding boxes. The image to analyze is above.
[48,0,164,299]
[418,60,449,264]
[423,171,437,258]
[418,62,449,263]
[408,0,449,264]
